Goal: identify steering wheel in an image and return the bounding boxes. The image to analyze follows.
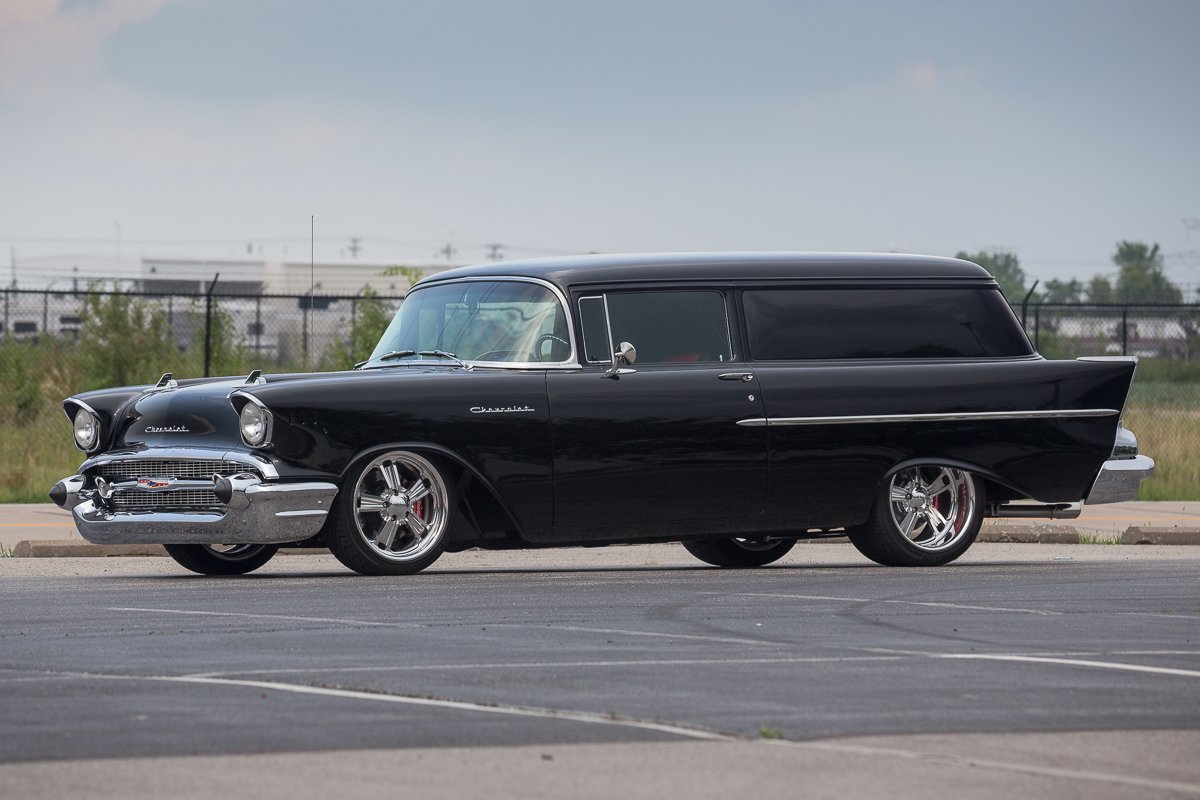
[534,333,570,361]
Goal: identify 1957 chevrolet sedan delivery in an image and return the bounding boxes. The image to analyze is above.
[51,253,1154,575]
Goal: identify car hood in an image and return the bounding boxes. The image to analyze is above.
[118,377,252,449]
[83,366,499,452]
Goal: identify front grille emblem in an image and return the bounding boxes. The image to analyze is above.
[136,477,175,490]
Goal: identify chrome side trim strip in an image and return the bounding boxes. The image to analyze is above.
[736,408,1120,427]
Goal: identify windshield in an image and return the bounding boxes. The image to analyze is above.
[366,280,572,366]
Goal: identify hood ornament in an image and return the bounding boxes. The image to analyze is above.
[145,373,179,394]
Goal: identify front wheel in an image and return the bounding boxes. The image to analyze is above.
[847,466,984,567]
[682,538,796,568]
[163,544,279,575]
[327,450,452,576]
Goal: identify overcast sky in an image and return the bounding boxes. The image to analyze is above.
[2,0,1198,287]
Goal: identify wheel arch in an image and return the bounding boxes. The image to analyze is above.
[335,441,526,544]
[880,456,1025,506]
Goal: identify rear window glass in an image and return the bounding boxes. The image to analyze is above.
[743,288,1033,360]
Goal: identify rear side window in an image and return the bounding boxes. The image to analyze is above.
[743,288,1033,360]
[578,290,733,364]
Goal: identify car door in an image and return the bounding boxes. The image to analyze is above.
[545,288,767,541]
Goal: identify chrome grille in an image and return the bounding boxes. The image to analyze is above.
[111,490,222,509]
[96,459,250,480]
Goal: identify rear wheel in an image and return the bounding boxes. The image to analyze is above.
[847,466,983,566]
[682,537,795,568]
[163,543,278,575]
[328,450,452,576]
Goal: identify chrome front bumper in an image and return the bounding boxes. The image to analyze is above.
[54,475,339,545]
[1086,455,1156,505]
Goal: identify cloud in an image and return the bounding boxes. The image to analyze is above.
[0,0,170,94]
[895,60,973,94]
[897,60,941,90]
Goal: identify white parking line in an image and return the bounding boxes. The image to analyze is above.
[935,653,1200,678]
[497,624,785,647]
[154,675,734,741]
[723,592,1064,616]
[186,654,906,678]
[106,607,424,628]
[11,666,1200,793]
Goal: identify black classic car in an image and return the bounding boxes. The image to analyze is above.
[51,253,1154,575]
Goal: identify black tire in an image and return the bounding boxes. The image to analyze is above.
[847,466,985,567]
[163,544,278,575]
[682,538,796,568]
[327,450,452,576]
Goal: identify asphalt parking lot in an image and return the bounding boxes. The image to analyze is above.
[2,544,1199,799]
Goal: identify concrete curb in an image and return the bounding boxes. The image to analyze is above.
[1122,527,1200,545]
[978,525,1082,544]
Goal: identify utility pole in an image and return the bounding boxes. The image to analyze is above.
[437,242,457,261]
[485,243,505,261]
[9,246,15,289]
[348,237,362,258]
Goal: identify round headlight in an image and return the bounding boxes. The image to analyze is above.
[239,402,270,446]
[72,409,100,451]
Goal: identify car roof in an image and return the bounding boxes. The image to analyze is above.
[415,252,995,290]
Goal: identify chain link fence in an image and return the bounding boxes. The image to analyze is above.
[0,287,404,374]
[0,290,1196,501]
[1019,302,1200,501]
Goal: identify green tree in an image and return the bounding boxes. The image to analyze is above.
[79,288,177,389]
[319,286,397,371]
[1088,276,1115,304]
[183,296,251,377]
[381,264,426,288]
[956,250,1028,301]
[1041,278,1083,304]
[1112,240,1182,304]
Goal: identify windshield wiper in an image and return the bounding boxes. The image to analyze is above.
[354,350,416,369]
[418,350,473,370]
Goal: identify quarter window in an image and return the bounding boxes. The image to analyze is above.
[578,291,733,364]
[743,288,1034,360]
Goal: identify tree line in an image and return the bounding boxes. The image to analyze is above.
[958,241,1187,305]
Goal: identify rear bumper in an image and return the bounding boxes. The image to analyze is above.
[1086,455,1156,505]
[59,478,339,545]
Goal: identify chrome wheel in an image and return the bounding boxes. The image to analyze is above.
[732,538,780,552]
[887,467,977,552]
[351,451,449,563]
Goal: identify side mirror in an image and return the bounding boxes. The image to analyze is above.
[603,341,637,379]
[615,341,637,365]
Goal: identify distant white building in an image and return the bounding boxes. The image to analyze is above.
[139,257,449,296]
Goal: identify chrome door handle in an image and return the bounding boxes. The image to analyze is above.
[718,373,754,382]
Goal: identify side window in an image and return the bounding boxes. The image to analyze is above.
[743,288,1034,360]
[579,290,732,365]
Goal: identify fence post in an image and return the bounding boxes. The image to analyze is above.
[1021,282,1039,329]
[3,289,8,334]
[1034,304,1040,351]
[1121,306,1128,356]
[254,296,262,355]
[42,291,49,335]
[203,273,220,377]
